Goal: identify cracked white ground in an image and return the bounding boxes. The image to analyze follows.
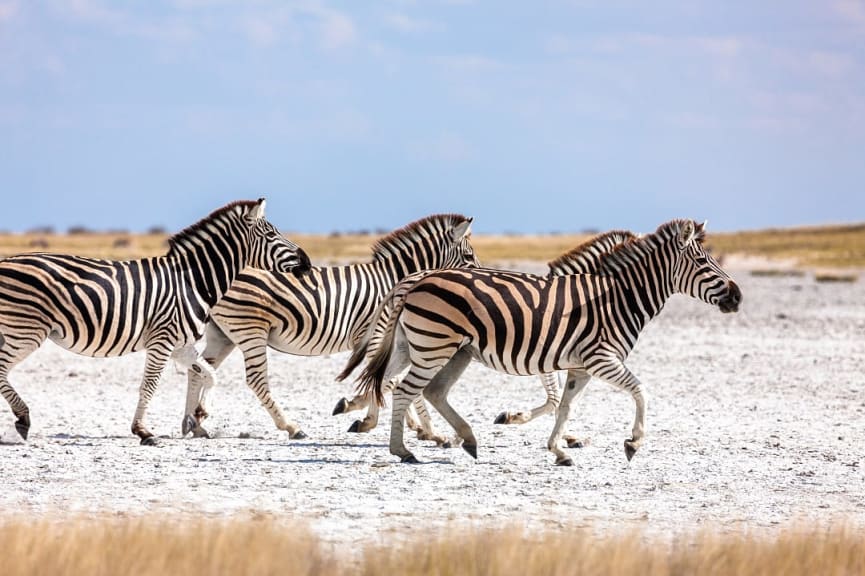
[2,266,863,547]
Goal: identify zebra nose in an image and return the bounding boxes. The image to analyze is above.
[719,280,741,313]
[728,280,742,304]
[291,249,312,277]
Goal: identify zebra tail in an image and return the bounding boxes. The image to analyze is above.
[353,271,433,406]
[336,285,395,383]
[335,328,373,383]
[354,293,404,407]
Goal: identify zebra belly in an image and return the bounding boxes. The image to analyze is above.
[266,329,352,357]
[468,345,585,376]
[47,323,148,357]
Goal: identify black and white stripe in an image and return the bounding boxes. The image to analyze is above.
[183,214,478,438]
[349,219,741,465]
[0,199,310,444]
[337,229,639,444]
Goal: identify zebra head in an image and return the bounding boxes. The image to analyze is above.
[371,214,480,271]
[245,199,312,277]
[444,216,480,269]
[672,220,741,313]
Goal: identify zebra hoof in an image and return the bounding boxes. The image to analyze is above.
[290,430,308,440]
[565,436,590,449]
[555,456,575,467]
[493,412,509,425]
[624,439,639,462]
[400,454,420,464]
[181,415,197,436]
[440,440,452,449]
[15,414,30,440]
[347,420,363,433]
[191,427,212,439]
[140,436,159,446]
[332,398,349,416]
[462,443,478,459]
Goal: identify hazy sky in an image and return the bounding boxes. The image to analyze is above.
[1,1,863,235]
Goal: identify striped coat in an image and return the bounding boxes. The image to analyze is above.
[0,199,310,443]
[183,214,478,438]
[348,220,741,465]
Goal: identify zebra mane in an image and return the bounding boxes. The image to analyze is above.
[371,213,471,262]
[167,199,260,256]
[547,230,637,276]
[598,219,704,275]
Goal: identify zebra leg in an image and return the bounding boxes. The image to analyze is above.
[183,323,236,437]
[389,353,457,463]
[407,396,452,447]
[346,377,397,433]
[590,360,648,461]
[0,331,47,440]
[332,391,369,417]
[176,352,219,439]
[420,348,476,458]
[546,369,591,466]
[389,382,420,463]
[494,371,561,425]
[0,365,31,441]
[131,346,172,445]
[239,336,306,439]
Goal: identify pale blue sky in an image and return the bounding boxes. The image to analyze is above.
[1,1,863,235]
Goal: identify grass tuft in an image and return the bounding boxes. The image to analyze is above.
[1,517,863,576]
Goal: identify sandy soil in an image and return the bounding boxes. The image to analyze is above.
[1,266,863,547]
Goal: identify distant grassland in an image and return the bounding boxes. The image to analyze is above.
[1,222,863,268]
[1,517,863,576]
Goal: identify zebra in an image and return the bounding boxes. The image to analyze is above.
[491,230,638,432]
[0,199,311,445]
[337,229,638,447]
[182,213,479,440]
[347,219,741,465]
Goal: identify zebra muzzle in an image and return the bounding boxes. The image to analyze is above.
[718,281,742,313]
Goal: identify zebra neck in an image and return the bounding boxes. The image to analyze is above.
[172,239,247,311]
[369,251,427,286]
[613,257,675,328]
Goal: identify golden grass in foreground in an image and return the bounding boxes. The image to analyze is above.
[1,518,863,576]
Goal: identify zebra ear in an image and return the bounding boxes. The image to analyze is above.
[248,198,266,221]
[680,220,696,246]
[450,217,473,241]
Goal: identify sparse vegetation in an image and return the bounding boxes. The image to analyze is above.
[0,222,863,268]
[750,269,807,278]
[0,517,861,576]
[706,223,865,269]
[815,272,859,283]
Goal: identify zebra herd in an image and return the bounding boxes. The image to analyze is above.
[0,199,741,465]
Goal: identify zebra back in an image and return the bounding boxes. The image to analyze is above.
[369,213,478,270]
[547,230,637,276]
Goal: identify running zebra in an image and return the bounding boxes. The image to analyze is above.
[0,199,310,444]
[348,219,741,465]
[182,214,478,439]
[492,229,638,430]
[338,230,638,446]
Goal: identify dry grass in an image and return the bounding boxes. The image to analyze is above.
[814,272,859,283]
[706,223,865,268]
[1,517,863,576]
[1,222,863,268]
[0,516,334,576]
[0,233,170,261]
